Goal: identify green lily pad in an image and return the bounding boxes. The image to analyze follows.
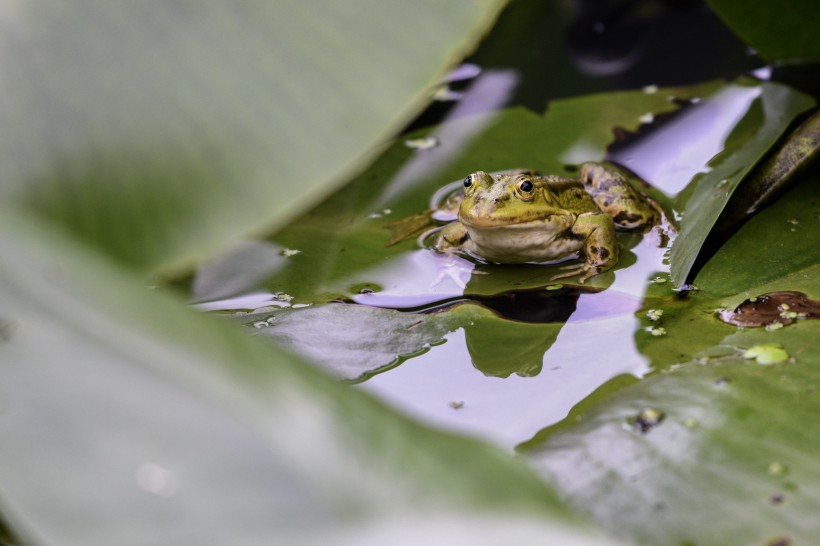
[668,80,815,286]
[517,171,820,543]
[524,318,820,544]
[0,0,507,274]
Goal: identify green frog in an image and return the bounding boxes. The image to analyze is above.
[434,162,659,282]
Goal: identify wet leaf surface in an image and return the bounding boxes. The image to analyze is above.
[667,80,814,286]
[520,168,820,543]
[524,322,820,545]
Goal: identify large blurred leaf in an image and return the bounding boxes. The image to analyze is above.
[707,0,820,62]
[0,207,622,545]
[520,174,820,543]
[0,0,506,273]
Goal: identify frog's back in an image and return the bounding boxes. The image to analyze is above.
[541,176,599,214]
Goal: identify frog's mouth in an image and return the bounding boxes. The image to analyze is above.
[460,213,563,229]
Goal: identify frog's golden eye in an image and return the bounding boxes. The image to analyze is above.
[517,178,534,193]
[463,174,473,188]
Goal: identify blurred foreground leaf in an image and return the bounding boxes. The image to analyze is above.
[0,0,507,274]
[0,208,620,545]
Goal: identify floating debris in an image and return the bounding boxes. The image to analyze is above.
[646,309,664,321]
[743,343,789,365]
[650,276,668,284]
[642,84,659,94]
[281,248,301,257]
[639,112,655,124]
[648,326,667,336]
[404,136,440,150]
[633,407,665,433]
[449,401,465,410]
[433,85,464,102]
[684,418,698,428]
[718,291,819,328]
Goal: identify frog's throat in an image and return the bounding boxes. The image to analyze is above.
[459,214,567,230]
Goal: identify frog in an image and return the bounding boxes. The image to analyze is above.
[434,162,659,282]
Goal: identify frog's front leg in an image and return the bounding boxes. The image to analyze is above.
[579,162,658,229]
[552,213,619,283]
[434,221,470,252]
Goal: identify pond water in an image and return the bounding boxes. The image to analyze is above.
[188,1,793,452]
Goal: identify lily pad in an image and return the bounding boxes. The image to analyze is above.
[518,171,820,543]
[666,80,814,286]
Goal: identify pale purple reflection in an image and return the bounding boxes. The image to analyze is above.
[347,250,472,309]
[359,310,649,451]
[609,85,763,196]
[376,69,520,208]
[191,241,288,302]
[356,234,665,450]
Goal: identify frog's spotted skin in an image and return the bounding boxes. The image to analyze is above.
[435,162,658,282]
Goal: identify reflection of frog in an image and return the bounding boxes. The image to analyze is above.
[436,162,659,282]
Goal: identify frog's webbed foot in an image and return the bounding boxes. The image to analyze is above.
[434,222,470,252]
[550,262,602,284]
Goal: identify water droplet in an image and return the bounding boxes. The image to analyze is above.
[136,463,179,498]
[768,462,788,477]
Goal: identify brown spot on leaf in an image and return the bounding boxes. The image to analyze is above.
[718,291,820,328]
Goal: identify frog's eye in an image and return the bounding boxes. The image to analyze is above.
[517,178,534,193]
[463,175,473,188]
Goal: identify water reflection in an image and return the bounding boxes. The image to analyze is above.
[608,85,763,196]
[357,234,661,450]
[359,307,649,451]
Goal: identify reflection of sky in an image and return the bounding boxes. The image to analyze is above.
[348,250,474,308]
[358,235,665,451]
[609,85,762,196]
[360,310,649,451]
